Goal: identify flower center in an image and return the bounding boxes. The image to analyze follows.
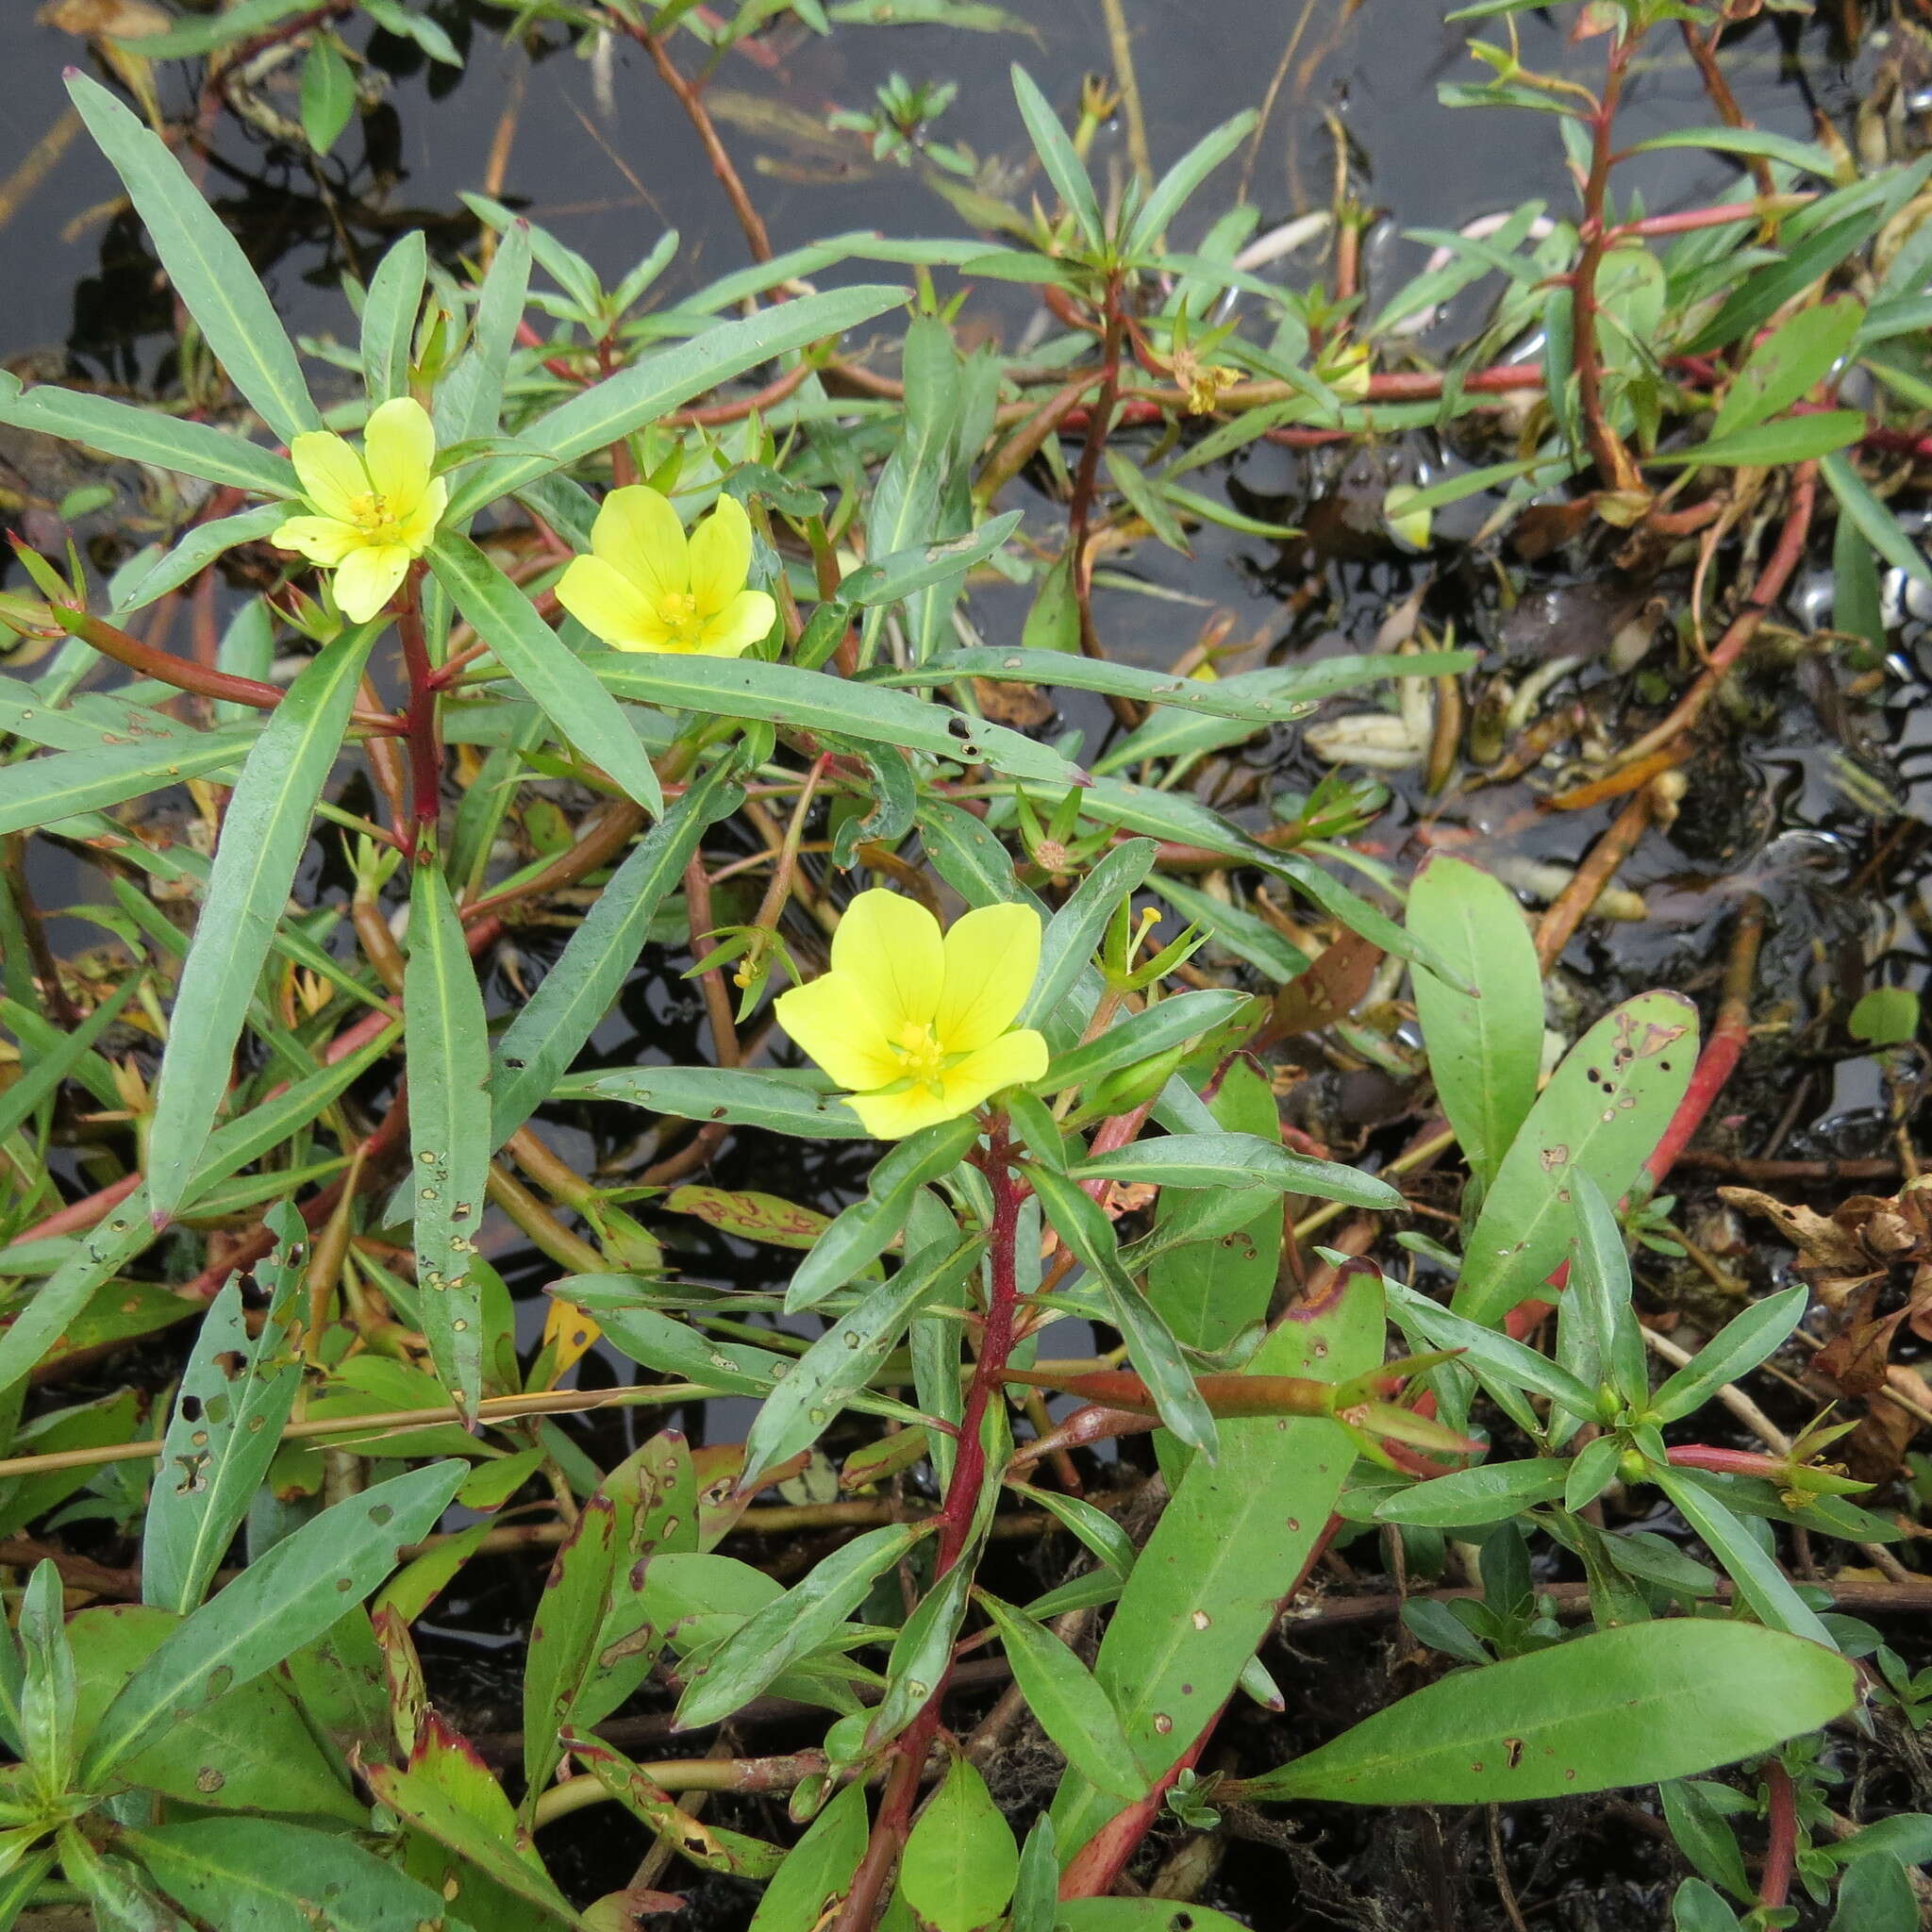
[890,1019,948,1091]
[657,590,704,646]
[345,491,404,542]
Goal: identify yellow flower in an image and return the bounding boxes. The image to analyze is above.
[272,397,446,624]
[556,486,775,657]
[774,891,1049,1140]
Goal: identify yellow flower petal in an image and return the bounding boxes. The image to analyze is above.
[846,1082,969,1141]
[391,475,448,552]
[829,890,944,1036]
[935,903,1042,1052]
[333,543,412,623]
[933,1027,1049,1118]
[272,514,358,566]
[362,397,435,508]
[688,491,753,616]
[591,485,688,604]
[695,590,775,658]
[557,554,675,651]
[289,431,368,522]
[773,972,903,1093]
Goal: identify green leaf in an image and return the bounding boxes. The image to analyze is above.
[1453,991,1698,1324]
[555,1065,868,1138]
[1024,840,1159,1029]
[744,1238,984,1483]
[1710,301,1865,441]
[866,1560,974,1751]
[1050,1263,1380,1861]
[976,1591,1141,1801]
[1043,990,1251,1097]
[1847,986,1919,1047]
[1407,854,1542,1186]
[563,1731,783,1877]
[298,36,357,155]
[901,1756,1018,1932]
[1647,1285,1807,1424]
[1374,1457,1570,1527]
[0,724,256,839]
[1831,1855,1918,1932]
[142,627,376,1222]
[1660,1778,1753,1903]
[1070,1131,1400,1208]
[406,865,492,1420]
[841,512,1023,607]
[361,1755,577,1925]
[124,1819,458,1932]
[0,1027,395,1396]
[79,1461,464,1782]
[1649,1468,1834,1644]
[449,285,908,517]
[747,1779,869,1931]
[1628,125,1845,177]
[360,0,462,64]
[1651,408,1866,468]
[522,1495,618,1814]
[490,758,741,1147]
[1147,874,1309,984]
[0,978,139,1146]
[67,75,321,443]
[142,1205,306,1614]
[1146,1059,1283,1354]
[675,1523,926,1730]
[1057,1909,1251,1932]
[1568,1171,1647,1405]
[1248,1621,1855,1804]
[1027,1164,1217,1458]
[1822,452,1932,591]
[360,231,426,407]
[1683,211,1886,358]
[1010,66,1105,250]
[785,1116,980,1312]
[592,652,1080,790]
[1127,110,1258,257]
[111,504,291,616]
[0,378,296,498]
[438,222,533,446]
[109,0,314,53]
[18,1562,76,1799]
[428,531,663,817]
[1387,1283,1600,1419]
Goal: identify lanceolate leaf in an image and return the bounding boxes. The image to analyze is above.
[522,1495,618,1816]
[68,75,322,443]
[1648,1284,1808,1423]
[592,652,1081,788]
[555,1065,869,1139]
[142,1205,307,1615]
[1650,1468,1834,1645]
[405,865,492,1420]
[0,1027,399,1397]
[429,531,664,818]
[447,284,909,517]
[1407,854,1543,1186]
[0,375,299,497]
[978,1591,1141,1801]
[1050,1263,1383,1861]
[0,726,258,839]
[1247,1621,1855,1804]
[1069,1132,1400,1208]
[490,757,742,1146]
[144,625,379,1224]
[124,1819,459,1932]
[81,1462,464,1782]
[1454,991,1698,1325]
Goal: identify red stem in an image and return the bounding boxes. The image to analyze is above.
[394,565,442,856]
[1572,35,1640,491]
[1759,1760,1797,1909]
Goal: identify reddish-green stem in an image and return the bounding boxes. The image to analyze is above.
[1572,33,1641,491]
[1759,1761,1797,1909]
[394,564,442,856]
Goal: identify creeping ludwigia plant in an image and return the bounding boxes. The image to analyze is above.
[774,889,1048,1138]
[557,484,776,657]
[272,397,447,623]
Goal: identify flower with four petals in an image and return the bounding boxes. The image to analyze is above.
[272,397,447,624]
[774,890,1049,1140]
[557,485,775,657]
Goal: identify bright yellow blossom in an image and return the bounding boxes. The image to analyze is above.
[774,891,1048,1140]
[557,486,775,658]
[272,397,446,624]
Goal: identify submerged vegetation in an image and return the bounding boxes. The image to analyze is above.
[0,0,1930,1925]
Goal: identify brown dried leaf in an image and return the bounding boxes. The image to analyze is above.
[1718,1187,1873,1275]
[972,675,1056,728]
[38,0,171,34]
[1269,930,1383,1041]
